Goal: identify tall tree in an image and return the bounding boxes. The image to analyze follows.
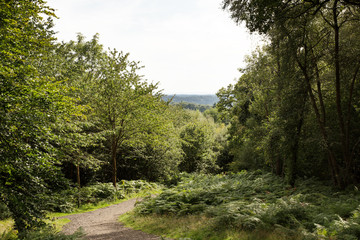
[0,0,81,233]
[52,35,181,186]
[88,48,167,188]
[223,0,360,187]
[41,35,105,190]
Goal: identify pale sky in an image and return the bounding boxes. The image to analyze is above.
[47,0,261,94]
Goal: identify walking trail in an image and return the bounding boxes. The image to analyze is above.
[60,198,162,240]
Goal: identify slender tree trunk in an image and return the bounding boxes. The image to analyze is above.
[296,53,342,187]
[73,157,81,208]
[333,0,349,172]
[346,63,360,179]
[275,157,283,176]
[111,135,117,188]
[76,164,81,188]
[314,58,326,125]
[314,55,342,186]
[288,94,306,187]
[76,162,81,208]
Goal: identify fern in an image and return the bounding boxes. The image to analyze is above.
[134,171,360,239]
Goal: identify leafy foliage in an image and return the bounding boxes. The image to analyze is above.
[46,180,161,213]
[0,0,83,233]
[220,0,360,188]
[178,110,227,174]
[54,34,182,187]
[0,204,11,221]
[135,171,360,239]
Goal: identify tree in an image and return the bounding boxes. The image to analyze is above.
[47,36,107,190]
[223,0,360,187]
[0,0,81,233]
[50,34,182,186]
[88,49,165,188]
[179,111,220,173]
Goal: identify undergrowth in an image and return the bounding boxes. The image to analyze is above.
[133,171,360,239]
[47,180,161,213]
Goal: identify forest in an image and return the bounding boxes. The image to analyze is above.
[1,0,360,239]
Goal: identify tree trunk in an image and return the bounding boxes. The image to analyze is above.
[288,102,305,187]
[333,0,347,161]
[296,51,342,187]
[111,135,117,188]
[76,163,81,208]
[275,157,283,176]
[332,0,351,187]
[76,163,81,188]
[345,63,360,182]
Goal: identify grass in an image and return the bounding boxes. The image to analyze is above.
[46,217,71,232]
[119,213,301,240]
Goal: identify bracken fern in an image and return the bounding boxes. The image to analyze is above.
[134,171,360,239]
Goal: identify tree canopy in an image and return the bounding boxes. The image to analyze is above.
[0,0,83,233]
[220,0,360,187]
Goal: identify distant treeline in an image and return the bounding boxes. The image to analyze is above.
[173,102,212,112]
[163,94,218,106]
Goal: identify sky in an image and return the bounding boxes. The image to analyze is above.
[47,0,261,94]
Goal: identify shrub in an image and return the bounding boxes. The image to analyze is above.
[46,190,76,213]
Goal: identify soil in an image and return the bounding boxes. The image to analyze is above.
[60,198,163,240]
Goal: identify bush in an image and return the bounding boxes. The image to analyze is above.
[46,190,76,213]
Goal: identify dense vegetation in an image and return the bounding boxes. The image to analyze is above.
[126,171,360,239]
[217,0,360,187]
[1,0,360,239]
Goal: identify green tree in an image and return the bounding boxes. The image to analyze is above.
[51,34,182,185]
[32,34,105,194]
[179,111,220,173]
[223,0,360,187]
[88,48,169,187]
[0,0,81,233]
[216,45,310,185]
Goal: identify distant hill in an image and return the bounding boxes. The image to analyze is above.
[163,94,219,106]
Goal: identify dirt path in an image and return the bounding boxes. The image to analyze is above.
[60,198,162,240]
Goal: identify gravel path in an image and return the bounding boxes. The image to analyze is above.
[60,198,162,240]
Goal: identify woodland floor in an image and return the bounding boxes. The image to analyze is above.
[60,198,164,240]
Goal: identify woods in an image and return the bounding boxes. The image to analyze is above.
[1,0,360,239]
[220,0,360,187]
